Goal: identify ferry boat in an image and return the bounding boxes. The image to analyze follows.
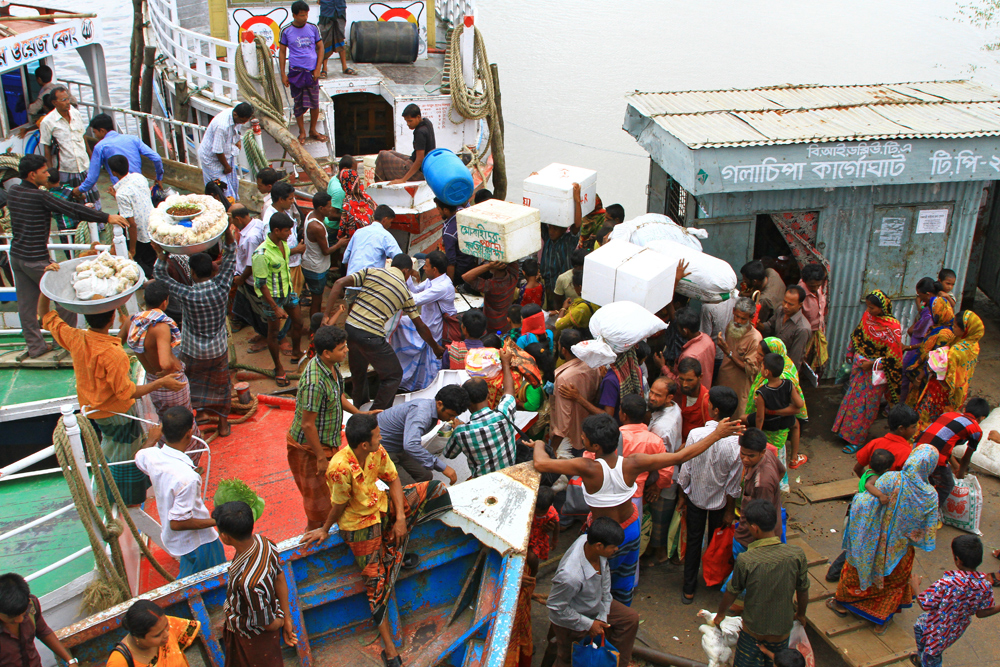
[0,2,518,660]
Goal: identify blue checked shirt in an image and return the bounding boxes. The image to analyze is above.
[154,243,236,359]
[444,394,517,477]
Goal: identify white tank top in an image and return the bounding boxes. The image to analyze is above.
[582,456,638,508]
[301,214,332,274]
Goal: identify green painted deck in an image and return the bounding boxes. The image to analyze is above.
[0,472,94,597]
[0,334,77,407]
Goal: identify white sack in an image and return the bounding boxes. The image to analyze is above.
[647,238,738,303]
[942,475,983,535]
[609,213,705,251]
[572,339,617,369]
[588,301,668,353]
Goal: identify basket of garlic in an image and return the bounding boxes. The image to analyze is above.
[149,193,229,255]
[40,252,145,314]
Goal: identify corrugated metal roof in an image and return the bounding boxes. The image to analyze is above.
[626,80,1000,148]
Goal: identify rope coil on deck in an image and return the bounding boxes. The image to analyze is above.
[446,23,503,165]
[53,414,177,613]
[234,34,287,125]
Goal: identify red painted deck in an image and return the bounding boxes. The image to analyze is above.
[138,402,303,592]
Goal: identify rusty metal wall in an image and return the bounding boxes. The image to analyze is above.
[977,183,1000,304]
[693,180,988,376]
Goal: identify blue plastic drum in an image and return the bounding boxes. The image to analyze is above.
[422,148,474,206]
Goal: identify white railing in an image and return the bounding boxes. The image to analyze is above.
[59,77,208,167]
[0,226,124,299]
[147,0,240,104]
[436,0,476,26]
[0,406,212,584]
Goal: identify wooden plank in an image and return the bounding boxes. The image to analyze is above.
[857,651,912,667]
[801,478,860,503]
[826,620,868,637]
[789,537,830,566]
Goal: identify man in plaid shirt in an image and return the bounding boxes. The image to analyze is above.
[153,225,237,437]
[444,347,518,477]
[914,398,992,507]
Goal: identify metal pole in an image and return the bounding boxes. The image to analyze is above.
[88,221,100,244]
[0,445,55,478]
[631,645,709,667]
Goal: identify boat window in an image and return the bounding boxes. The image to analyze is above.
[1,69,28,131]
[333,92,394,158]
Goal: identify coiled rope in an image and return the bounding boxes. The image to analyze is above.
[52,414,176,613]
[234,34,287,125]
[446,23,505,180]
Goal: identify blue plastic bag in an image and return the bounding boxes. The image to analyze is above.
[572,636,619,667]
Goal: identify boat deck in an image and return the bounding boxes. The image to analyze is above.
[321,53,448,97]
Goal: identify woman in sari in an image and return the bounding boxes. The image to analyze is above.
[901,281,952,400]
[828,444,938,634]
[832,291,902,453]
[106,600,200,667]
[338,168,376,239]
[746,337,807,482]
[912,311,985,433]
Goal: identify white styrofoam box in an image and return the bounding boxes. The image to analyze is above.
[522,163,597,227]
[456,200,542,263]
[582,239,676,312]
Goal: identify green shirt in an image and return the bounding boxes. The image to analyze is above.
[289,356,344,447]
[859,469,877,493]
[327,173,345,209]
[726,536,809,637]
[252,236,292,299]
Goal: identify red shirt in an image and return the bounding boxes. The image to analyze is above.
[619,423,667,497]
[915,412,984,467]
[680,384,712,441]
[855,433,912,471]
[528,505,559,560]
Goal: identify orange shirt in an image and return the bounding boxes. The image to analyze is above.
[43,311,135,419]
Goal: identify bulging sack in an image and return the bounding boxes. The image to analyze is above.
[588,301,668,354]
[942,474,983,535]
[609,213,705,251]
[954,407,1000,478]
[646,238,738,303]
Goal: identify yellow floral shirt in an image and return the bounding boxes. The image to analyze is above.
[327,445,399,531]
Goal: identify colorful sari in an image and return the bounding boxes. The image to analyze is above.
[832,291,902,447]
[107,617,200,667]
[903,297,954,402]
[338,168,376,238]
[746,337,807,420]
[914,311,984,432]
[837,445,938,623]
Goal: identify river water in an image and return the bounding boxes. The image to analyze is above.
[45,0,1000,215]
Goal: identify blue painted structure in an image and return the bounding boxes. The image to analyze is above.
[55,519,526,667]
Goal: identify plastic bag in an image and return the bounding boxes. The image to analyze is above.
[788,620,815,667]
[608,213,705,251]
[942,474,983,535]
[572,339,617,369]
[702,526,735,586]
[646,238,739,302]
[589,301,668,353]
[871,358,886,386]
[834,361,852,385]
[666,505,687,561]
[639,509,652,556]
[572,636,620,667]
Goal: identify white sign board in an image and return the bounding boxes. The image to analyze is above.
[0,18,101,73]
[916,208,949,234]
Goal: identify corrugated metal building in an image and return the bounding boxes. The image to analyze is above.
[622,80,1000,376]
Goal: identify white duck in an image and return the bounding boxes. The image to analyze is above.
[696,609,742,667]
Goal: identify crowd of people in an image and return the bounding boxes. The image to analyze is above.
[5,60,1000,667]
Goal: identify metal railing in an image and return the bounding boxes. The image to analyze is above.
[147,0,240,104]
[58,77,207,167]
[436,0,476,26]
[0,406,212,584]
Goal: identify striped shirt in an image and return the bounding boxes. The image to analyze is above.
[223,534,283,637]
[444,394,517,477]
[154,243,236,359]
[726,536,809,637]
[8,181,109,261]
[345,267,419,336]
[677,420,742,510]
[252,236,292,299]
